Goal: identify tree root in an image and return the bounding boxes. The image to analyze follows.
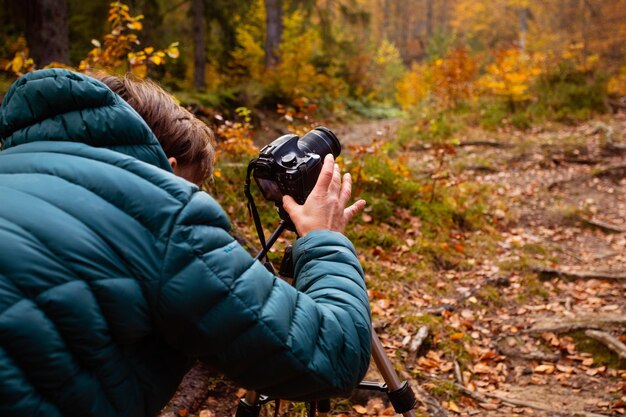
[525,316,626,334]
[581,217,626,233]
[547,162,626,189]
[458,140,513,148]
[498,345,561,362]
[594,163,626,180]
[533,266,626,280]
[455,384,609,417]
[585,330,626,360]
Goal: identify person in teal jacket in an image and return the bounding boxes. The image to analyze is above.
[0,68,372,417]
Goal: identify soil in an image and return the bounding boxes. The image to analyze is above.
[160,113,626,417]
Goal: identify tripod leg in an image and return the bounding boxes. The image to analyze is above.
[235,391,262,417]
[370,328,418,417]
[316,399,331,417]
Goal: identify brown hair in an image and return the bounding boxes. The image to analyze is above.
[97,73,215,185]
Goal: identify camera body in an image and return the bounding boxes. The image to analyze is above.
[251,127,341,206]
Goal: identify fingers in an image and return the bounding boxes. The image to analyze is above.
[313,154,335,192]
[328,163,341,195]
[338,173,352,207]
[344,199,366,221]
[282,194,299,216]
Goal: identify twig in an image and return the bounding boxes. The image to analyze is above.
[581,217,626,233]
[585,330,626,360]
[533,266,626,280]
[453,360,464,386]
[455,384,608,417]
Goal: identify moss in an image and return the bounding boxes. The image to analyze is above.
[570,331,624,369]
[427,379,460,401]
[477,284,503,307]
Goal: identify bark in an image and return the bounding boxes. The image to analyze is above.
[264,0,283,68]
[192,0,207,89]
[24,0,70,66]
[518,7,529,51]
[426,0,433,39]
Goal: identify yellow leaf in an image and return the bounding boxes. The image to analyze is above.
[149,55,163,65]
[352,404,367,414]
[11,55,24,73]
[447,400,461,413]
[131,64,147,78]
[166,43,180,59]
[144,46,154,54]
[534,364,555,374]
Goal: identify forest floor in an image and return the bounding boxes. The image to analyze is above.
[160,112,626,417]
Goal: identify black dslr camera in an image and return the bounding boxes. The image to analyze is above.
[250,127,341,206]
[243,126,342,274]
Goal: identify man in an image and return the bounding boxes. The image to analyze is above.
[0,68,371,416]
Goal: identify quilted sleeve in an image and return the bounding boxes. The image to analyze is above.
[155,191,371,400]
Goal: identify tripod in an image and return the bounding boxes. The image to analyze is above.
[235,220,418,417]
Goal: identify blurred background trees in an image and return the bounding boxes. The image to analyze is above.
[1,0,625,122]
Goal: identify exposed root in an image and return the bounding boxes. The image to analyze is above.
[533,266,626,280]
[455,384,609,417]
[585,330,626,360]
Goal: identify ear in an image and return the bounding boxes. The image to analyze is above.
[168,157,178,172]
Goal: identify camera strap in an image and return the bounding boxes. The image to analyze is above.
[244,161,268,256]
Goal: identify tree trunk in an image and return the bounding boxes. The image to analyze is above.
[24,0,69,66]
[192,0,207,89]
[518,7,529,51]
[264,0,283,68]
[426,0,433,39]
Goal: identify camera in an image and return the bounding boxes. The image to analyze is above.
[250,127,341,205]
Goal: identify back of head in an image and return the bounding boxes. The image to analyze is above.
[97,74,215,185]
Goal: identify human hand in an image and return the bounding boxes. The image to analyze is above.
[282,154,366,237]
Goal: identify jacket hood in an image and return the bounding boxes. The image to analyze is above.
[0,68,173,173]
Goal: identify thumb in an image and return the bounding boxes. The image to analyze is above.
[282,195,299,216]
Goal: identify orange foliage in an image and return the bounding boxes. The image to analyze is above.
[79,2,179,78]
[479,48,543,104]
[276,99,319,137]
[430,48,477,109]
[215,107,258,160]
[396,48,476,110]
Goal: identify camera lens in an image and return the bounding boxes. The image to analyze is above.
[298,127,341,159]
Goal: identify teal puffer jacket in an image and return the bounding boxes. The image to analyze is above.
[0,69,371,417]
